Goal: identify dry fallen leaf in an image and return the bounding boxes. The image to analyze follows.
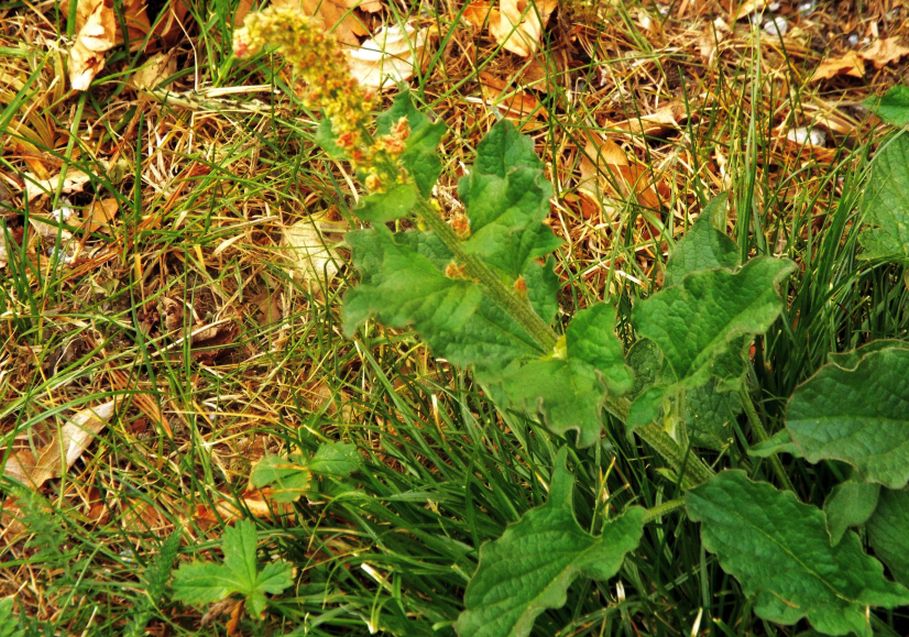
[69,0,117,91]
[272,0,367,45]
[463,1,494,28]
[128,51,177,91]
[611,103,688,137]
[81,197,119,232]
[860,37,909,69]
[479,72,545,120]
[490,0,558,57]
[810,50,865,82]
[349,0,382,12]
[4,400,116,489]
[734,0,770,21]
[578,133,666,211]
[347,22,436,89]
[282,214,345,289]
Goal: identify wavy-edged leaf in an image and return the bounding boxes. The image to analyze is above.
[633,257,794,388]
[824,480,880,546]
[664,194,738,286]
[859,132,909,263]
[687,470,909,637]
[455,449,645,637]
[786,345,909,489]
[868,487,909,586]
[491,304,632,447]
[355,183,419,223]
[459,119,561,277]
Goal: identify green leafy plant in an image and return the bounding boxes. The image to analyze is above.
[231,15,909,633]
[0,597,25,637]
[250,441,362,503]
[172,520,294,618]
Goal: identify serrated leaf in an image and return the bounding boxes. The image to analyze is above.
[633,257,795,388]
[859,132,909,263]
[172,520,293,618]
[355,182,419,222]
[867,487,909,586]
[865,84,909,127]
[824,481,880,546]
[664,194,738,286]
[455,448,646,637]
[686,470,909,637]
[786,345,909,489]
[492,304,632,447]
[376,92,446,196]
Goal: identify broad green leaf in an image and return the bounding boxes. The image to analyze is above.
[686,471,909,637]
[375,92,446,196]
[786,345,909,489]
[865,85,909,127]
[633,257,794,388]
[859,132,909,263]
[492,304,632,447]
[250,455,312,503]
[664,194,738,286]
[172,520,294,618]
[455,449,646,637]
[459,119,561,277]
[355,182,419,223]
[0,597,24,637]
[867,487,909,586]
[344,227,541,372]
[308,442,361,476]
[824,480,880,546]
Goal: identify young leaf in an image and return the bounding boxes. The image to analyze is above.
[455,449,645,637]
[664,194,738,286]
[686,471,909,637]
[859,132,909,264]
[307,441,362,476]
[864,84,909,127]
[458,119,561,277]
[172,520,294,617]
[375,92,446,196]
[867,487,909,586]
[786,345,909,489]
[824,480,880,546]
[250,442,361,503]
[633,257,795,389]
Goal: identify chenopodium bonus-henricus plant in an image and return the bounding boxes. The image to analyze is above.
[235,10,909,637]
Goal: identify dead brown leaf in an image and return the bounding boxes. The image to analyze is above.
[809,50,865,82]
[81,197,119,232]
[272,0,367,45]
[611,103,688,137]
[69,0,117,91]
[734,0,770,21]
[578,133,666,210]
[282,214,345,290]
[3,401,116,489]
[479,72,545,120]
[490,0,558,57]
[348,22,437,89]
[463,1,494,28]
[860,37,909,69]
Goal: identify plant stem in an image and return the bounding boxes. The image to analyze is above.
[413,198,717,488]
[414,199,558,352]
[740,386,794,491]
[644,498,686,522]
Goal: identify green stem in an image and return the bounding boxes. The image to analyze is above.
[413,199,716,488]
[644,498,686,522]
[414,199,557,352]
[740,386,794,491]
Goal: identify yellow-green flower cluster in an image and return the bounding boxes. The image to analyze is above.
[233,6,412,193]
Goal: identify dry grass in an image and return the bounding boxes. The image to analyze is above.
[1,0,907,631]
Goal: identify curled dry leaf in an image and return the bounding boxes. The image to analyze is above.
[490,0,558,57]
[128,51,177,91]
[69,0,117,91]
[282,214,345,290]
[348,22,436,89]
[860,37,909,69]
[578,133,667,211]
[271,0,367,45]
[479,72,545,121]
[611,103,688,137]
[734,0,770,21]
[810,50,865,82]
[4,400,116,490]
